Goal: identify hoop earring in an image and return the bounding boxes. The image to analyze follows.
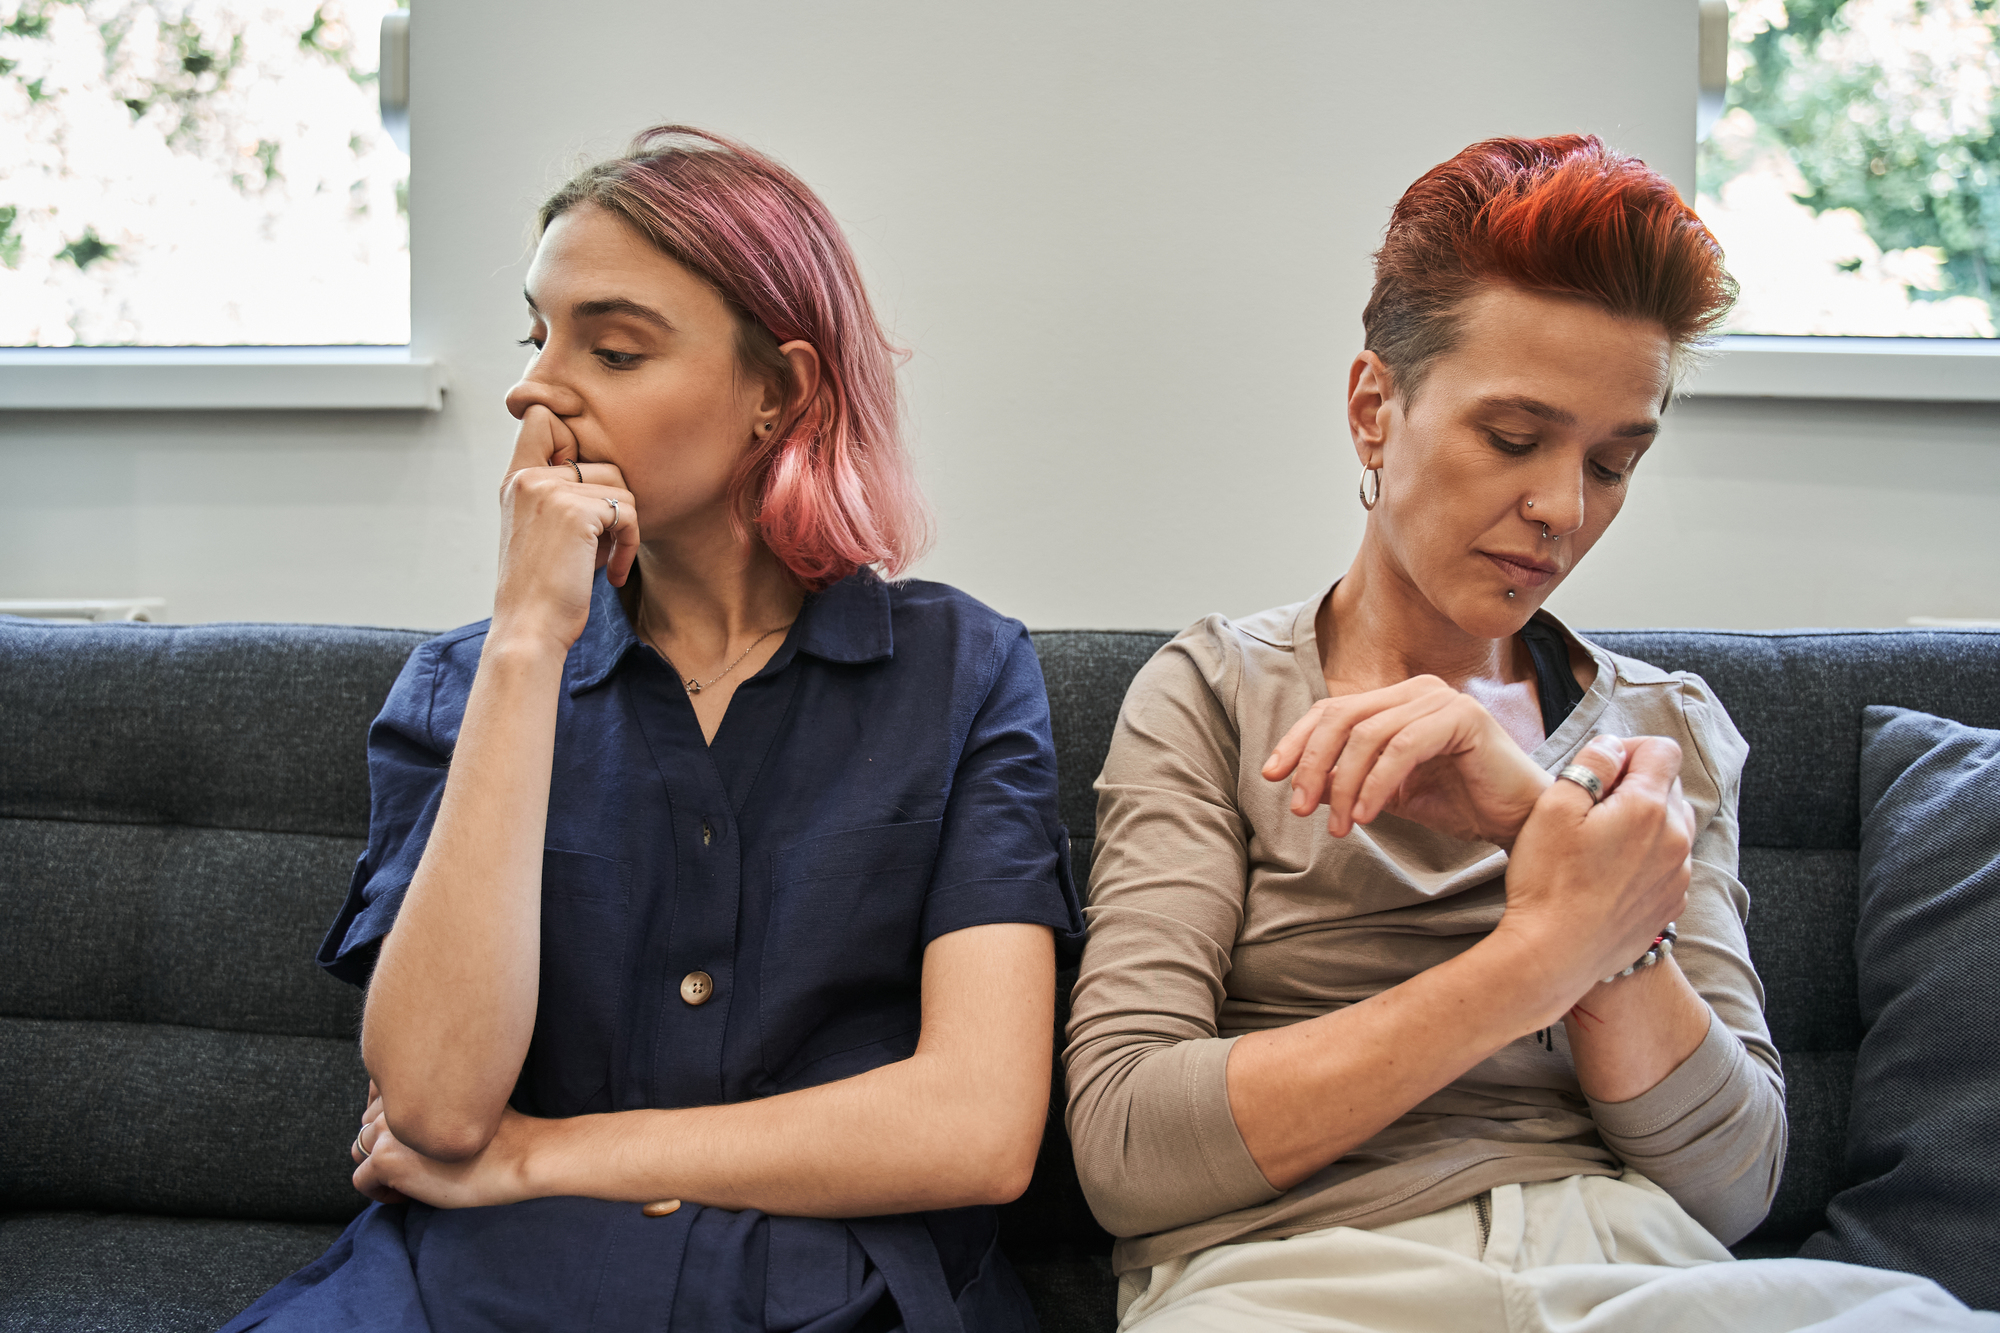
[1358,466,1381,511]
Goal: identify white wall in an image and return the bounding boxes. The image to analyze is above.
[4,0,1994,631]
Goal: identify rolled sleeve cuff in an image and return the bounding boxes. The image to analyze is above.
[919,876,1083,948]
[1587,1010,1738,1149]
[315,875,410,987]
[1180,1034,1284,1214]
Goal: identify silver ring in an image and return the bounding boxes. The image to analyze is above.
[353,1127,371,1159]
[568,458,584,483]
[604,497,619,529]
[1556,763,1604,803]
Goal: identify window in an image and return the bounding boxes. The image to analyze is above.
[0,0,409,348]
[1696,0,1997,340]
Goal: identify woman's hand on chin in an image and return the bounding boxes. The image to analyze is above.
[350,1084,543,1211]
[1261,677,1551,847]
[490,403,641,658]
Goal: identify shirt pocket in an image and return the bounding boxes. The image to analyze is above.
[761,818,942,1090]
[515,848,631,1118]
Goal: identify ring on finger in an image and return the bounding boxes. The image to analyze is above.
[1556,763,1604,804]
[353,1127,371,1160]
[604,497,619,530]
[568,458,584,484]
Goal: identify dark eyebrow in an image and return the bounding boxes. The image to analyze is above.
[519,290,675,334]
[1477,394,1656,439]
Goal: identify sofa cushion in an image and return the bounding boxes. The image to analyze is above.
[0,819,362,1038]
[1587,630,2000,851]
[0,1018,367,1222]
[0,1212,346,1333]
[0,618,427,837]
[1799,706,2000,1310]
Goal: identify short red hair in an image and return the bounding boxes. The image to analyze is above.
[541,127,929,590]
[1362,135,1736,400]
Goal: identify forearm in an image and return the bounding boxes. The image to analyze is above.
[523,926,1054,1216]
[1569,961,1785,1244]
[1227,926,1573,1191]
[527,1044,1046,1217]
[362,636,565,1158]
[1563,955,1712,1103]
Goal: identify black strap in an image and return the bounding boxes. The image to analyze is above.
[1518,618,1586,738]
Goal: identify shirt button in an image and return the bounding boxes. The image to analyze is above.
[680,971,714,1006]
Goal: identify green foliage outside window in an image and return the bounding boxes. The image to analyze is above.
[0,0,407,346]
[1697,0,1997,337]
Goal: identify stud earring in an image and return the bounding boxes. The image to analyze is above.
[1506,590,1517,599]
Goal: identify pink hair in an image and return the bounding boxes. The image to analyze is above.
[540,126,930,590]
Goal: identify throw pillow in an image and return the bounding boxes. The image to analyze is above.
[1798,705,2000,1311]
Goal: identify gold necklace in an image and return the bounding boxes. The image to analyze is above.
[675,623,792,695]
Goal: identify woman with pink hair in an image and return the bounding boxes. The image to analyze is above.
[223,127,1079,1333]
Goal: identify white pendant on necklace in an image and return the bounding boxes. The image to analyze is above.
[685,679,702,694]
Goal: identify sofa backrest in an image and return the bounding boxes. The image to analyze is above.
[7,619,1998,1258]
[0,618,425,1223]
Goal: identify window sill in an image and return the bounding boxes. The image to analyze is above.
[1684,335,2000,403]
[0,346,446,411]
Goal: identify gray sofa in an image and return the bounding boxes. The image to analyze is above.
[5,617,1998,1332]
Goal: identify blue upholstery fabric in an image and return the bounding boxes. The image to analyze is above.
[1798,707,2000,1311]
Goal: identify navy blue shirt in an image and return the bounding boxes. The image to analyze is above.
[230,569,1081,1333]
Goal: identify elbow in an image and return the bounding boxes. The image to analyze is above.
[1074,1175,1160,1239]
[973,1133,1042,1207]
[376,1098,500,1163]
[951,1119,1044,1208]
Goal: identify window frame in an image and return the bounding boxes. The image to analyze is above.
[1685,335,2000,402]
[0,345,443,411]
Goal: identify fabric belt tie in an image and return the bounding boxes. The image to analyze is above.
[845,1216,967,1333]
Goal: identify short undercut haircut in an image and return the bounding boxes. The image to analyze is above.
[1362,135,1737,403]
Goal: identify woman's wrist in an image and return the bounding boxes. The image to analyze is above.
[1477,913,1605,1031]
[512,1110,581,1200]
[479,624,574,673]
[1457,922,1592,1037]
[1479,767,1554,850]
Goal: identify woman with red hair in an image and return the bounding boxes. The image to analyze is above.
[1066,137,1993,1330]
[224,127,1078,1332]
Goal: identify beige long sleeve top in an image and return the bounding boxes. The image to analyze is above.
[1063,595,1786,1276]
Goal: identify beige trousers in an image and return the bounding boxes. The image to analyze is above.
[1118,1171,1996,1332]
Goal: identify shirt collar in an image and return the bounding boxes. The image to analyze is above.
[791,567,895,665]
[567,572,646,695]
[566,566,894,696]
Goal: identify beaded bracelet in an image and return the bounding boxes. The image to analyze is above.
[1602,922,1677,985]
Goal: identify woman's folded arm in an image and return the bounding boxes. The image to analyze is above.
[355,921,1056,1216]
